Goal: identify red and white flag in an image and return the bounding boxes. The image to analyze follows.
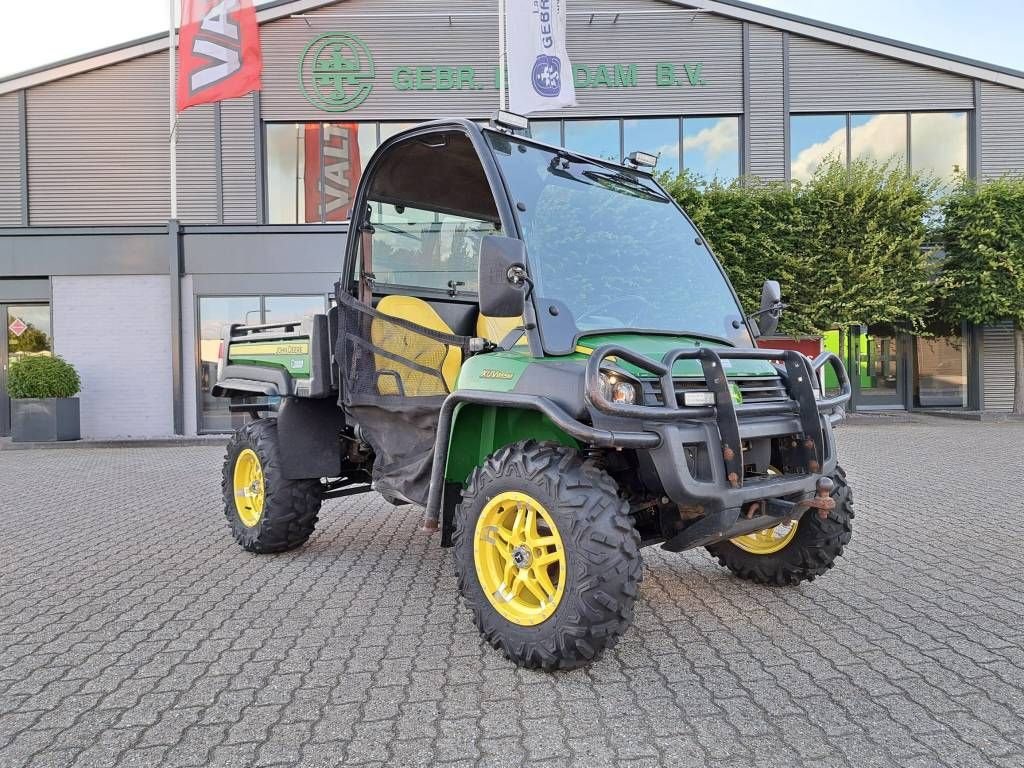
[304,123,363,222]
[177,0,262,111]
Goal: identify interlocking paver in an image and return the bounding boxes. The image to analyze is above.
[2,418,1023,767]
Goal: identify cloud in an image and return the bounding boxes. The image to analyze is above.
[791,112,967,182]
[683,119,739,163]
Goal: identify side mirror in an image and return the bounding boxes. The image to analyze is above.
[756,279,783,337]
[478,235,527,317]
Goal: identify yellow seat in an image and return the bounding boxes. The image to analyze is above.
[477,314,527,345]
[372,295,462,395]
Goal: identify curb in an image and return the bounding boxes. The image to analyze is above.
[0,436,230,451]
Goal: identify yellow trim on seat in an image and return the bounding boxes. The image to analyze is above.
[372,295,462,395]
[476,314,526,346]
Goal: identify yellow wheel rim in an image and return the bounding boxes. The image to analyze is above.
[730,519,799,555]
[731,466,798,555]
[233,448,265,528]
[474,491,567,627]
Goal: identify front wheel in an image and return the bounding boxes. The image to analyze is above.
[454,441,642,670]
[706,466,854,586]
[222,418,323,553]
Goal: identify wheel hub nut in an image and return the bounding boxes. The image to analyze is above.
[511,546,532,568]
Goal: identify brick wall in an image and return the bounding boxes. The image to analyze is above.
[51,275,173,438]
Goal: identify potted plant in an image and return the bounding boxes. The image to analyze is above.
[8,355,81,442]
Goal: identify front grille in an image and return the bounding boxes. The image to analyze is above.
[643,376,789,406]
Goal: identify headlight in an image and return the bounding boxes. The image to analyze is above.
[599,372,637,405]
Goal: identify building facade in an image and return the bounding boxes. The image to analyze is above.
[1,0,1023,437]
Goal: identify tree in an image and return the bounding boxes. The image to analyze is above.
[664,158,937,337]
[938,177,1024,414]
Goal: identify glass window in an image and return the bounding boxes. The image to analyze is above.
[624,118,680,178]
[267,123,378,223]
[264,295,326,326]
[529,120,562,146]
[198,296,260,432]
[366,204,497,294]
[379,122,417,142]
[682,116,739,182]
[266,124,309,224]
[487,133,750,344]
[790,114,847,183]
[563,119,620,161]
[916,335,966,408]
[850,113,907,168]
[911,112,968,184]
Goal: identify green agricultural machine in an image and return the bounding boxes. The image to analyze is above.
[214,115,854,670]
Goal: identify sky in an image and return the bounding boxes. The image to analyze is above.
[0,0,1022,80]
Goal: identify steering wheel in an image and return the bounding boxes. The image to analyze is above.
[575,294,655,328]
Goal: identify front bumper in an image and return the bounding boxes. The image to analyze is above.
[583,343,852,518]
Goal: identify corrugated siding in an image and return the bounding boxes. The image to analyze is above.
[0,93,22,225]
[982,321,1016,412]
[260,0,743,121]
[28,53,170,225]
[177,104,218,224]
[747,25,785,181]
[980,82,1024,179]
[788,36,974,113]
[221,94,258,224]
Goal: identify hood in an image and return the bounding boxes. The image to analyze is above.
[574,332,779,378]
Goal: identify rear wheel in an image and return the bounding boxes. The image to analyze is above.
[706,466,854,586]
[454,441,642,670]
[222,418,323,553]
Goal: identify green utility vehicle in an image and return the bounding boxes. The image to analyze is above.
[215,115,853,670]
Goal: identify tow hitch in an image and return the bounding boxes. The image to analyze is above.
[663,476,837,553]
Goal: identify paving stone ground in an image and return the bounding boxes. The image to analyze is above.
[2,418,1023,767]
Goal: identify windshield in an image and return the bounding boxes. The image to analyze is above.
[487,133,751,346]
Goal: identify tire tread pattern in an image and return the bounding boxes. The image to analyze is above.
[454,440,642,670]
[221,418,322,554]
[706,465,854,586]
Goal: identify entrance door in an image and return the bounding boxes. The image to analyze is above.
[854,327,905,408]
[1,304,53,436]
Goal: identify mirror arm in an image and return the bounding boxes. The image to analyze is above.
[732,301,787,329]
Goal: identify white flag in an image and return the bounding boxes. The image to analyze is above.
[504,0,577,114]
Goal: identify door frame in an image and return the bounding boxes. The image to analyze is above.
[0,304,9,436]
[1,302,55,437]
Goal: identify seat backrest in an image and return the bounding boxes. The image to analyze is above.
[372,295,462,395]
[477,314,527,346]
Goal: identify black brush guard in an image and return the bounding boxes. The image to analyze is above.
[584,344,852,551]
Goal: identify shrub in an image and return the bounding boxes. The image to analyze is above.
[7,355,81,399]
[664,158,937,335]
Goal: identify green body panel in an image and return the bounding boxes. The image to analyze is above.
[228,339,312,378]
[575,332,778,378]
[444,403,578,485]
[444,332,777,486]
[455,349,532,392]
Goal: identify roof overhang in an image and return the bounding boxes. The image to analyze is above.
[677,0,1024,90]
[2,0,1023,97]
[0,0,343,96]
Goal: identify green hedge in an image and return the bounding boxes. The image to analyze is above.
[7,355,81,399]
[938,176,1024,330]
[664,158,938,335]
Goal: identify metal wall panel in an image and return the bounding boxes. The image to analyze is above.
[982,321,1016,412]
[0,93,22,225]
[177,104,219,224]
[259,0,743,121]
[979,82,1024,179]
[221,94,258,223]
[27,53,170,225]
[788,36,974,113]
[747,25,785,180]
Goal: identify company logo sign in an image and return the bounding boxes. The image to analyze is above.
[299,32,375,112]
[296,32,707,113]
[531,54,563,97]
